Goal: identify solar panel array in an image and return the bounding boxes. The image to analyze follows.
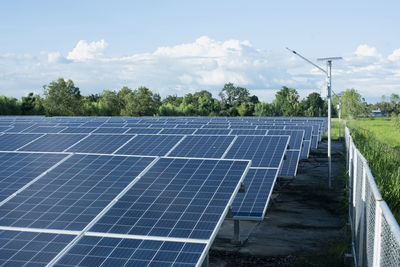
[0,116,327,266]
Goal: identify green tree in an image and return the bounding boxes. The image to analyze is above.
[273,86,301,116]
[337,88,369,118]
[43,78,83,116]
[99,90,120,116]
[121,86,159,116]
[253,102,274,116]
[0,95,21,115]
[219,83,250,108]
[300,92,326,117]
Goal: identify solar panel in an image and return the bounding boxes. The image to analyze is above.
[18,134,87,152]
[267,130,304,150]
[224,135,289,168]
[279,150,301,177]
[92,127,129,134]
[60,127,96,134]
[230,129,267,135]
[0,230,75,266]
[159,128,196,135]
[0,126,11,132]
[90,157,250,239]
[0,133,43,151]
[55,235,206,266]
[81,122,104,127]
[229,125,256,129]
[0,154,155,230]
[125,128,162,134]
[301,140,311,159]
[311,135,319,149]
[115,135,183,156]
[5,125,35,133]
[25,126,66,133]
[168,135,235,159]
[231,168,279,218]
[0,152,67,202]
[175,124,203,129]
[194,129,231,135]
[67,134,134,154]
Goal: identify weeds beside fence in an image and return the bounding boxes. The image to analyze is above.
[345,126,400,266]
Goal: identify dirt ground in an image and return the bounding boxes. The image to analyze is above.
[209,140,350,266]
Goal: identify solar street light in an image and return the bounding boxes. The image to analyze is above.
[286,48,342,188]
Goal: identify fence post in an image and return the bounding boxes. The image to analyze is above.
[373,201,383,267]
[358,161,367,267]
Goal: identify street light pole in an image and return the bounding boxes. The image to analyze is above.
[286,48,342,188]
[336,93,344,140]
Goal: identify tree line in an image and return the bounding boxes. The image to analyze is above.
[2,77,380,118]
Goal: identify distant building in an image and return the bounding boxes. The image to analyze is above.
[371,108,384,117]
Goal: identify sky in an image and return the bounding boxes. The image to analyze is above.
[1,0,400,103]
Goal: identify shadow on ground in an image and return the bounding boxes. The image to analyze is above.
[210,140,351,266]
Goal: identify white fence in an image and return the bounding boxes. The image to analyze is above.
[345,126,400,266]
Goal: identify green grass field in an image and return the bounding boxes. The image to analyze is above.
[348,117,400,149]
[323,118,344,140]
[345,117,400,221]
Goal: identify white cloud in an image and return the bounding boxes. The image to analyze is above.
[388,48,400,61]
[354,44,379,57]
[66,40,108,62]
[2,37,400,103]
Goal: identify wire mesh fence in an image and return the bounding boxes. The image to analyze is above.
[345,126,400,266]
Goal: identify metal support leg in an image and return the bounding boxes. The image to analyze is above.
[201,253,209,267]
[233,219,240,244]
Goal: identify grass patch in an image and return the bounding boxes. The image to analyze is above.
[347,118,400,222]
[323,118,345,140]
[349,117,400,149]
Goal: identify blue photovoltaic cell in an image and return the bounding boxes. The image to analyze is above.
[0,133,43,151]
[267,130,304,150]
[92,127,129,134]
[168,135,234,159]
[60,127,96,134]
[311,135,319,149]
[231,168,278,218]
[201,124,229,129]
[194,129,231,135]
[0,230,75,266]
[256,125,285,130]
[285,125,312,140]
[0,154,155,230]
[225,135,289,168]
[128,124,151,128]
[279,150,301,177]
[0,126,11,132]
[159,128,196,135]
[0,152,67,202]
[19,134,87,152]
[90,157,249,239]
[55,235,206,267]
[101,123,126,128]
[125,128,162,134]
[6,125,35,133]
[229,125,256,129]
[230,129,267,135]
[81,122,104,127]
[115,135,183,156]
[175,124,203,129]
[25,126,66,133]
[301,140,311,159]
[67,134,134,154]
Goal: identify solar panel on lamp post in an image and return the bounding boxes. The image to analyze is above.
[286,48,342,188]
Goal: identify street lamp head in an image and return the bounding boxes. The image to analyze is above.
[317,57,343,61]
